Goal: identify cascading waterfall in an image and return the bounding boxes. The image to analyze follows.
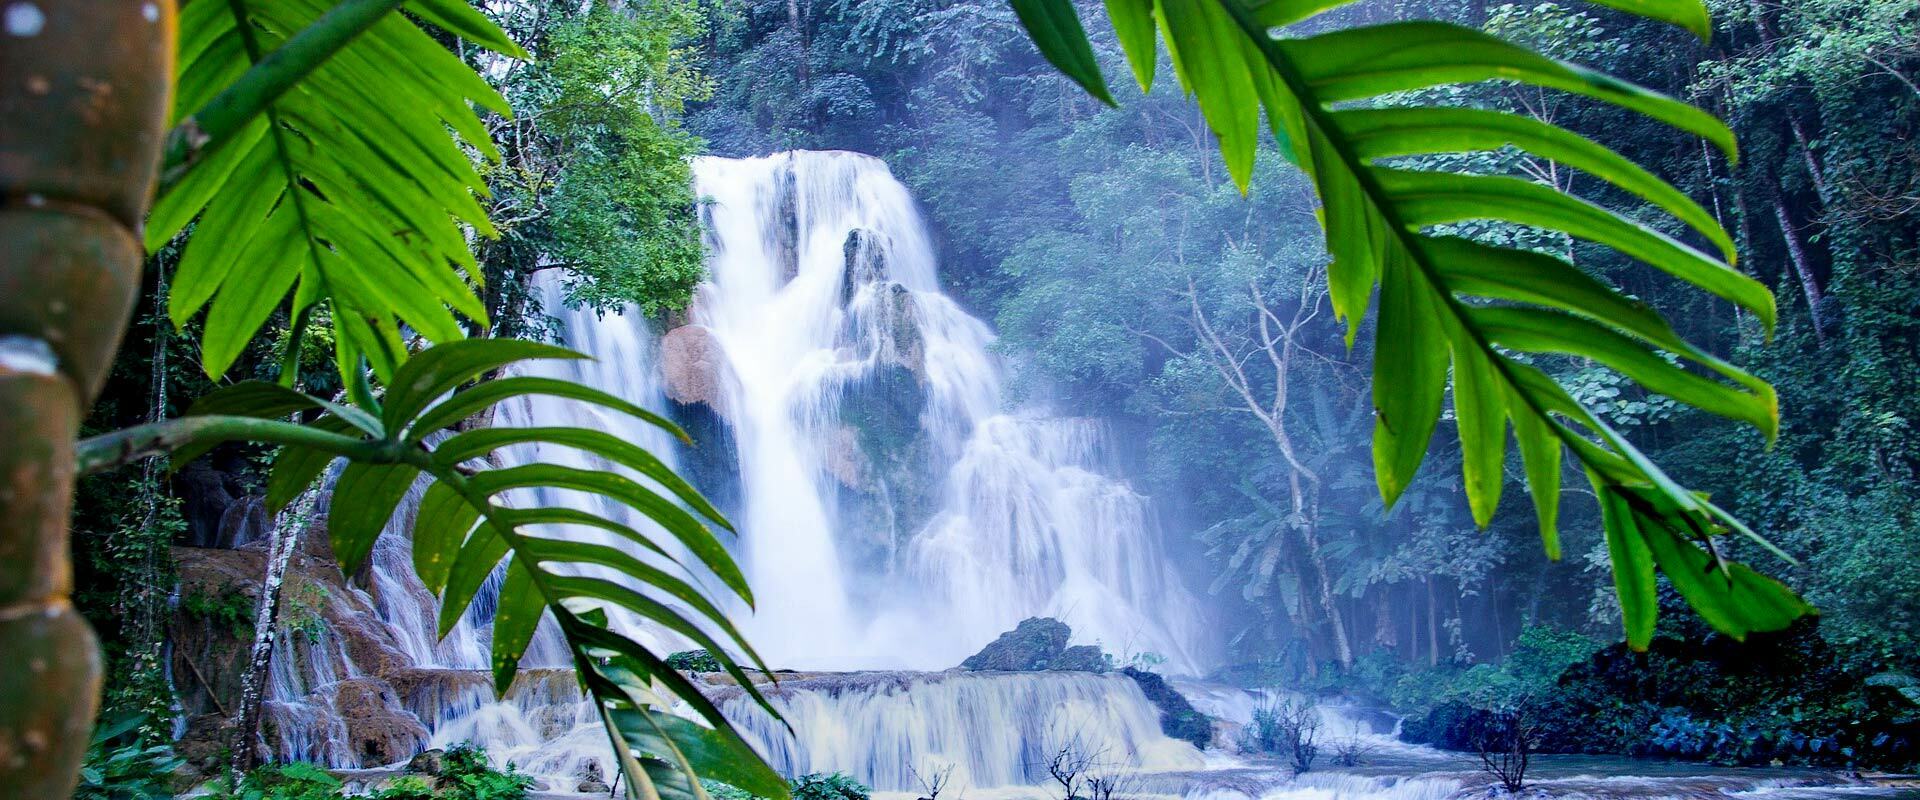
[686,151,1206,671]
[252,150,1218,791]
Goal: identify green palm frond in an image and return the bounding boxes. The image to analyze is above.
[160,339,790,800]
[1013,0,1813,647]
[147,0,524,381]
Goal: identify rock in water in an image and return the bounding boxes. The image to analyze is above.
[1121,667,1213,749]
[661,324,728,410]
[407,748,446,776]
[959,617,1072,671]
[577,761,611,794]
[1050,645,1110,673]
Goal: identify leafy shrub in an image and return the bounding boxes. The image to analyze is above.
[212,762,345,800]
[791,772,871,800]
[667,649,725,673]
[1238,697,1319,772]
[372,776,437,800]
[418,744,533,800]
[707,773,872,800]
[181,586,256,631]
[74,713,184,800]
[1400,620,1920,770]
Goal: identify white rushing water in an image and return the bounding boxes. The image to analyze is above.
[684,151,1205,671]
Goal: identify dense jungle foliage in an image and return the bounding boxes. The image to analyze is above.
[677,0,1920,768]
[55,0,1920,788]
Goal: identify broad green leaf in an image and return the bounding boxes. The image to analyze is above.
[438,521,509,636]
[1370,253,1447,505]
[1378,170,1773,328]
[1446,322,1506,528]
[1240,0,1352,27]
[494,506,685,567]
[1469,306,1777,438]
[1159,0,1262,189]
[467,465,751,603]
[412,376,688,443]
[548,574,764,691]
[265,415,362,512]
[1276,22,1737,158]
[413,479,478,594]
[567,619,781,731]
[436,427,730,529]
[607,709,791,800]
[1336,107,1735,260]
[1010,0,1115,105]
[491,558,547,692]
[329,462,421,572]
[1017,0,1813,647]
[1508,389,1563,559]
[172,380,327,467]
[384,339,583,432]
[1636,509,1814,639]
[1598,484,1658,649]
[404,0,529,57]
[1418,237,1685,352]
[518,538,738,653]
[160,0,513,382]
[1576,0,1712,40]
[1104,0,1158,91]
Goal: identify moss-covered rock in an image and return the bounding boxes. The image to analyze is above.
[960,617,1073,671]
[1121,667,1213,749]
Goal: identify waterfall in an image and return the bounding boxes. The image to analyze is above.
[244,150,1212,791]
[685,150,1206,671]
[717,671,1205,793]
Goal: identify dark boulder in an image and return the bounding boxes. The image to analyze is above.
[1121,667,1213,749]
[407,748,447,776]
[960,617,1072,671]
[1049,645,1111,673]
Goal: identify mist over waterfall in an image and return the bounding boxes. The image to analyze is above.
[664,150,1208,671]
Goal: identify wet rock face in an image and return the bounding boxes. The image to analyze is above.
[333,678,430,765]
[843,228,889,301]
[661,324,728,410]
[824,425,872,491]
[170,504,441,774]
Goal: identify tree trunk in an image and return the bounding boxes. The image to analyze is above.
[1296,521,1354,670]
[1426,578,1440,667]
[1771,191,1830,340]
[1786,115,1832,207]
[232,486,321,774]
[0,3,173,796]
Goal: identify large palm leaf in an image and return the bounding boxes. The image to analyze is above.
[118,339,790,800]
[121,3,796,796]
[1010,0,1812,647]
[146,0,523,380]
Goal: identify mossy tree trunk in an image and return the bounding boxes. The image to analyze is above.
[0,2,174,796]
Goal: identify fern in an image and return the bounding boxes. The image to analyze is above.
[1011,0,1813,647]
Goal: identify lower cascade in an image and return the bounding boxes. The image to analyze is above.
[712,671,1206,792]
